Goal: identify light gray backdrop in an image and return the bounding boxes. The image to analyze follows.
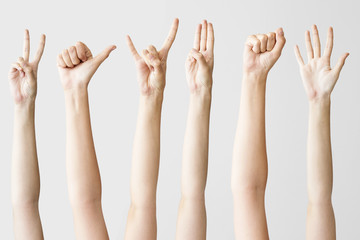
[0,0,359,239]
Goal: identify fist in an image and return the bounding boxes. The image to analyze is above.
[243,28,286,77]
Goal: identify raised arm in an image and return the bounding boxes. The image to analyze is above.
[57,42,116,240]
[124,18,179,240]
[294,25,349,240]
[175,20,214,240]
[9,30,45,240]
[231,29,286,240]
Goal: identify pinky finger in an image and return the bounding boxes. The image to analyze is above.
[57,54,66,68]
[334,53,349,75]
[294,45,305,66]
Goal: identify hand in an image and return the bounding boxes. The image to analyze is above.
[294,25,349,101]
[126,18,179,96]
[243,28,286,78]
[185,20,214,94]
[8,30,46,104]
[57,42,116,91]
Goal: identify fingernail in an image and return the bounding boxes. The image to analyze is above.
[279,28,284,36]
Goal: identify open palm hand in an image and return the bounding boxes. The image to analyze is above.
[294,25,349,101]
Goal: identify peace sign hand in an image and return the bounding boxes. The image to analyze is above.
[8,30,46,104]
[126,18,179,96]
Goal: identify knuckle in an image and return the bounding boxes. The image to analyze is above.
[69,46,76,53]
[194,51,202,58]
[268,32,275,39]
[76,41,84,47]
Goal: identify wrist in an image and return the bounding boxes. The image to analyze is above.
[64,88,89,99]
[242,73,267,92]
[309,95,331,108]
[140,91,164,106]
[64,88,89,113]
[243,70,268,81]
[14,100,35,113]
[190,88,212,102]
[242,72,267,86]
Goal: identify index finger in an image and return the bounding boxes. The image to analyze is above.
[193,24,201,51]
[23,29,30,61]
[34,34,46,64]
[126,35,141,61]
[161,18,179,53]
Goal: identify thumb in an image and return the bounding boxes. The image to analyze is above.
[189,48,207,67]
[272,28,286,57]
[18,57,32,75]
[334,52,349,76]
[93,45,117,67]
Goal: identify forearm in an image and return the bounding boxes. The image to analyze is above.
[232,75,268,192]
[12,102,43,240]
[181,91,211,198]
[130,93,163,207]
[12,102,40,205]
[125,93,163,240]
[64,89,102,205]
[231,74,269,240]
[306,97,336,240]
[307,97,333,203]
[176,91,211,240]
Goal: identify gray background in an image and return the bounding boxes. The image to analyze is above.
[0,0,359,239]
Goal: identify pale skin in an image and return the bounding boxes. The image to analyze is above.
[57,41,116,240]
[231,28,286,240]
[124,18,179,240]
[175,20,214,240]
[9,29,45,240]
[294,25,349,240]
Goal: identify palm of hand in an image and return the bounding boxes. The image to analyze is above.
[58,60,94,90]
[244,51,276,74]
[300,59,335,99]
[135,51,167,94]
[186,50,213,91]
[9,63,37,103]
